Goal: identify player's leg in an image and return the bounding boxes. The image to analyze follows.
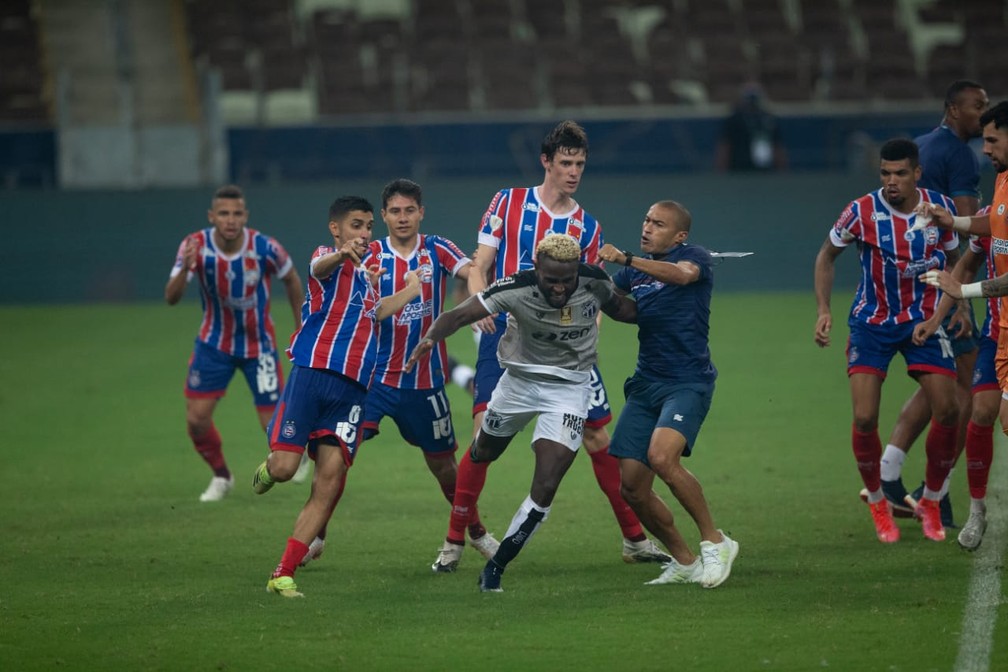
[184,343,239,501]
[879,388,929,511]
[957,387,999,550]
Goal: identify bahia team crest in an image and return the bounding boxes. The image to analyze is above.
[282,420,297,440]
[848,346,859,365]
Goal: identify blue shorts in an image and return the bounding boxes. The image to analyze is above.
[946,311,979,358]
[362,382,458,454]
[972,336,998,393]
[473,315,611,427]
[267,365,366,466]
[609,376,714,466]
[185,340,283,409]
[846,319,956,380]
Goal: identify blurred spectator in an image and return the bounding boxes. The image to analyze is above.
[715,83,788,172]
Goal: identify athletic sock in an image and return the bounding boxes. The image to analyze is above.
[879,443,907,482]
[446,448,490,545]
[588,448,644,541]
[189,424,228,478]
[851,425,882,492]
[437,473,487,539]
[965,421,994,500]
[273,537,309,578]
[493,495,549,569]
[924,420,957,493]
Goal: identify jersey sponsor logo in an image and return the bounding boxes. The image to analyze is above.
[898,257,941,279]
[397,298,433,324]
[523,202,540,213]
[531,327,591,342]
[560,306,573,324]
[870,211,891,221]
[673,413,684,422]
[222,295,258,310]
[562,413,585,439]
[991,237,1008,256]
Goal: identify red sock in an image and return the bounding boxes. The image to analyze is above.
[447,449,489,545]
[851,425,882,492]
[965,421,994,499]
[273,537,309,578]
[924,420,957,492]
[438,478,487,539]
[189,424,228,477]
[589,448,644,541]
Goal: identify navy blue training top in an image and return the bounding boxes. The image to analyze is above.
[915,125,981,200]
[612,243,718,384]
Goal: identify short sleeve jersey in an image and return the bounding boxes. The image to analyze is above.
[365,234,470,389]
[915,125,981,200]
[477,187,603,278]
[169,227,294,358]
[612,244,717,384]
[829,188,959,326]
[286,246,382,387]
[477,265,615,383]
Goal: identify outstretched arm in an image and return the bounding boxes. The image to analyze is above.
[598,243,700,286]
[914,202,991,236]
[405,294,492,371]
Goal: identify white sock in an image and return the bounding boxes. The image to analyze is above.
[503,495,550,540]
[865,488,884,504]
[938,468,954,498]
[971,498,986,514]
[879,444,907,481]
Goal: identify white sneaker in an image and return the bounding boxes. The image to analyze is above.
[468,531,500,560]
[199,475,234,502]
[957,506,987,551]
[431,541,464,573]
[299,536,325,567]
[699,530,739,588]
[645,557,704,585]
[291,453,311,484]
[622,538,672,564]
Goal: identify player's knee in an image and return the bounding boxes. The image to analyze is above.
[619,482,647,507]
[267,452,301,482]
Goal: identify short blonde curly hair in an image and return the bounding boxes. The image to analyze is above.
[535,233,581,263]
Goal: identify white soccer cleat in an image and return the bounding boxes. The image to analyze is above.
[622,538,672,564]
[431,541,464,573]
[699,530,739,588]
[957,506,987,551]
[299,536,325,567]
[199,475,234,502]
[468,531,500,560]
[645,557,704,585]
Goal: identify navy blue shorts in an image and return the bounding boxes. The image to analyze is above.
[185,339,283,409]
[267,365,366,466]
[473,318,611,427]
[609,376,714,466]
[973,336,998,393]
[362,382,458,454]
[846,319,956,380]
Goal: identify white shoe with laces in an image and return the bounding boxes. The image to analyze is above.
[299,536,325,567]
[645,557,703,585]
[199,475,234,502]
[622,538,673,564]
[431,541,464,573]
[699,530,739,588]
[957,505,987,551]
[468,531,500,560]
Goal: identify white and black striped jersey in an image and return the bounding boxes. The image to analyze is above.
[477,264,615,383]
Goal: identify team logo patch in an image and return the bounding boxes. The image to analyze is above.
[848,346,859,365]
[489,215,504,231]
[998,204,1006,216]
[560,306,573,324]
[973,368,982,385]
[484,409,504,431]
[581,302,596,319]
[188,370,201,388]
[244,269,260,286]
[417,263,434,282]
[282,420,296,439]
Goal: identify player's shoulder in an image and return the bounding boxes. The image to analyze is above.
[484,269,536,297]
[578,263,610,280]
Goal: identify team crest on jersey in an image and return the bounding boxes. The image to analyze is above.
[417,263,434,282]
[244,269,261,286]
[568,217,583,233]
[560,306,573,324]
[581,302,596,319]
[282,420,296,439]
[998,204,1006,216]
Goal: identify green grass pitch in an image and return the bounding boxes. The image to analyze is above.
[1,292,1004,671]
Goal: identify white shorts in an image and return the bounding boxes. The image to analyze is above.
[481,370,590,452]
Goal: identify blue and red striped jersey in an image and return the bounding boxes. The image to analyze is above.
[170,227,294,358]
[367,234,470,389]
[830,188,958,326]
[969,206,998,339]
[286,245,381,387]
[477,187,603,278]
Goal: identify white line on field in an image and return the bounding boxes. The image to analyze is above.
[954,433,1007,672]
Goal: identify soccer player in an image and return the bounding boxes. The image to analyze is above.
[251,196,422,598]
[406,234,639,592]
[597,201,738,588]
[458,120,668,569]
[913,207,997,550]
[918,101,1008,548]
[814,138,961,543]
[299,179,500,567]
[877,80,989,525]
[165,184,304,502]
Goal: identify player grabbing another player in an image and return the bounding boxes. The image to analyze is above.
[165,184,304,502]
[814,139,961,543]
[251,196,421,598]
[407,234,639,592]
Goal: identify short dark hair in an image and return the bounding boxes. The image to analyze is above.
[212,184,244,202]
[541,120,588,162]
[943,80,983,110]
[381,178,423,209]
[655,200,692,233]
[879,138,919,167]
[329,195,373,222]
[980,101,1008,131]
